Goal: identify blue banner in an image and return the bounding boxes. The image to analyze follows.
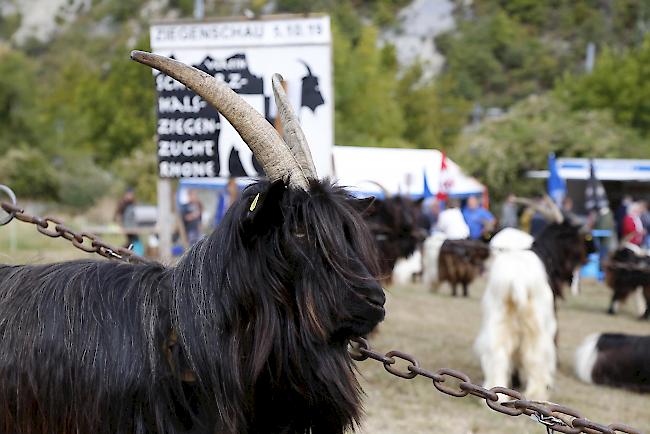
[547,153,566,205]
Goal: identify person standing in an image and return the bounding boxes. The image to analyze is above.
[640,200,650,249]
[434,199,469,239]
[182,190,204,246]
[621,202,646,246]
[594,207,616,262]
[615,195,633,239]
[463,195,495,241]
[423,198,441,233]
[499,193,518,229]
[114,187,138,248]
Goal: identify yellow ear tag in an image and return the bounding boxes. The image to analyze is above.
[249,193,260,212]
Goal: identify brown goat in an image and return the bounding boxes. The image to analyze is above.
[436,239,490,297]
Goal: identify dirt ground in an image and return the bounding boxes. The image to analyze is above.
[1,223,649,434]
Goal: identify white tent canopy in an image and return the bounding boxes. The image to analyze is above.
[332,146,484,198]
[179,146,485,199]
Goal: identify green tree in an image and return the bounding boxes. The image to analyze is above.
[560,36,650,135]
[396,63,469,149]
[334,24,407,147]
[0,46,40,155]
[453,95,649,203]
[39,36,155,164]
[91,49,157,163]
[0,147,60,200]
[436,11,558,108]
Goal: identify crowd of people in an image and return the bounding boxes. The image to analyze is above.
[616,195,649,249]
[179,177,240,247]
[423,192,650,258]
[116,181,650,258]
[424,195,495,242]
[114,178,242,251]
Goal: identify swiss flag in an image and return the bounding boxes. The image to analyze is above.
[436,152,453,201]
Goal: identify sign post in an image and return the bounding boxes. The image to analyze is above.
[157,178,173,262]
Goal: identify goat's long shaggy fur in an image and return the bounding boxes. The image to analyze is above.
[475,221,592,401]
[474,248,557,400]
[0,179,386,434]
[575,333,650,392]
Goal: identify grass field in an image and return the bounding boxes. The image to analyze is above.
[0,211,126,264]
[1,220,649,434]
[357,280,650,434]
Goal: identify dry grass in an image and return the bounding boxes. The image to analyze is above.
[1,222,648,433]
[0,212,127,264]
[356,280,650,434]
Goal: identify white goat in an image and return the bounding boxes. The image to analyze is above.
[474,248,557,401]
[489,227,533,251]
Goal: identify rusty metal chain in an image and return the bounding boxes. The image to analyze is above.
[0,187,149,264]
[349,337,645,434]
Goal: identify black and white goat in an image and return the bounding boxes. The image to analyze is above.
[475,200,593,401]
[0,52,385,434]
[575,333,650,393]
[604,245,650,319]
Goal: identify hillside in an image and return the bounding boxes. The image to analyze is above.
[1,0,649,205]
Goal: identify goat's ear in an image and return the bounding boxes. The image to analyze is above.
[242,180,286,238]
[351,196,376,215]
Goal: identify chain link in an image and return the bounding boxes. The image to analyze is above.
[349,337,646,434]
[0,200,149,264]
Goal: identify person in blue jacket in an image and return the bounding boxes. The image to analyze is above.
[463,195,495,241]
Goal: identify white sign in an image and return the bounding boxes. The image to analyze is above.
[150,15,333,179]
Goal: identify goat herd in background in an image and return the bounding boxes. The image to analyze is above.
[0,52,647,432]
[378,189,650,399]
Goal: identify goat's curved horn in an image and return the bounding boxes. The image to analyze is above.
[130,51,309,189]
[513,196,564,224]
[542,195,564,224]
[271,74,317,179]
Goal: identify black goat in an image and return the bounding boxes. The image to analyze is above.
[531,219,595,299]
[0,52,385,434]
[365,194,427,282]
